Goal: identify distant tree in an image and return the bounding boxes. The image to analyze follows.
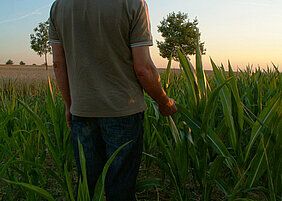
[6,59,13,65]
[19,61,26,65]
[157,12,205,61]
[30,20,52,70]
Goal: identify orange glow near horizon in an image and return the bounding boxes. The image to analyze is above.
[1,45,280,72]
[0,0,282,72]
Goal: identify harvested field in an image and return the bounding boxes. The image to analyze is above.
[0,65,214,82]
[0,65,55,82]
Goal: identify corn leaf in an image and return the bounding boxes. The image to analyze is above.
[211,59,237,150]
[177,49,197,107]
[136,179,165,192]
[77,139,90,201]
[93,140,132,201]
[64,163,75,201]
[244,93,281,162]
[164,53,172,90]
[0,151,18,180]
[176,104,201,132]
[196,36,207,101]
[3,179,56,201]
[207,127,237,170]
[18,99,60,169]
[201,77,233,135]
[228,61,244,130]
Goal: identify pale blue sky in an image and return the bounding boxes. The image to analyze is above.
[0,0,281,70]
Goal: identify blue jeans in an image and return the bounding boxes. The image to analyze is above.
[71,112,144,201]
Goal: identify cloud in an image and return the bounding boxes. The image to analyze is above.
[0,12,41,24]
[0,3,51,24]
[238,1,271,7]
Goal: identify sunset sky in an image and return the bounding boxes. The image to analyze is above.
[0,0,281,70]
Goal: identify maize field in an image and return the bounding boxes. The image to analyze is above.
[0,45,281,201]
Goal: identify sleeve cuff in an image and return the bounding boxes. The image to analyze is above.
[130,41,153,48]
[49,39,61,44]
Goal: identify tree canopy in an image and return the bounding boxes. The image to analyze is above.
[19,61,26,65]
[6,59,13,65]
[157,12,205,61]
[30,20,52,70]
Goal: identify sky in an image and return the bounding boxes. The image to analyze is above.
[0,0,281,70]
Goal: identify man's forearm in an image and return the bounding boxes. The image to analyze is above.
[136,64,170,106]
[132,46,176,114]
[51,43,72,108]
[53,61,71,108]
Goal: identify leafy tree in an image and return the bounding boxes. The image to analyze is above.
[157,12,205,61]
[30,20,52,70]
[6,59,13,65]
[19,61,26,65]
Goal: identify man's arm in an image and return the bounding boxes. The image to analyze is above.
[51,43,72,129]
[132,46,177,116]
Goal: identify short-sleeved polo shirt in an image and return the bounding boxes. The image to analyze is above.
[49,0,153,117]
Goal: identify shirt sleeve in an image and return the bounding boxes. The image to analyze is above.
[130,0,153,47]
[48,2,61,44]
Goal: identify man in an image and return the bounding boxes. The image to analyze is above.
[49,0,177,200]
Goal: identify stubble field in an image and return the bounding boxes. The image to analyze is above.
[0,65,55,82]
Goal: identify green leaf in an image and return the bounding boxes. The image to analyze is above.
[176,104,201,132]
[0,107,22,128]
[2,179,56,201]
[215,178,231,196]
[77,139,90,201]
[93,141,132,201]
[177,49,197,107]
[64,163,75,201]
[18,99,60,170]
[211,59,237,150]
[164,53,172,90]
[169,116,181,144]
[5,159,66,191]
[0,151,19,180]
[136,179,164,192]
[201,77,233,134]
[228,61,244,130]
[244,93,281,162]
[209,156,224,182]
[196,35,208,100]
[206,127,237,169]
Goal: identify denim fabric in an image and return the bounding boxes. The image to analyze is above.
[71,112,144,201]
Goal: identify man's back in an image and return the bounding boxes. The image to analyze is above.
[49,0,153,117]
[49,1,177,200]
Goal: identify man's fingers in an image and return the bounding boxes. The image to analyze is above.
[158,97,178,117]
[67,120,71,130]
[65,109,72,131]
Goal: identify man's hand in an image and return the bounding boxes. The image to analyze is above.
[158,98,177,116]
[65,105,72,130]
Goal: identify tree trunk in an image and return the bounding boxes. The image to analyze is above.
[44,53,48,70]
